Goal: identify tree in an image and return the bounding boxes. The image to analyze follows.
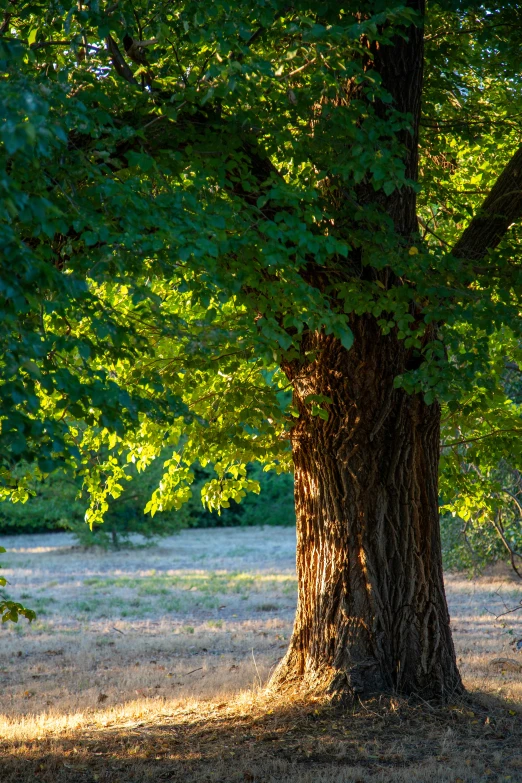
[2,1,522,698]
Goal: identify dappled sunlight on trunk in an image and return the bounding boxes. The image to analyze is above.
[276,328,463,700]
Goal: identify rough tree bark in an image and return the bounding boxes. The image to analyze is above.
[453,144,522,261]
[272,324,462,700]
[272,1,463,701]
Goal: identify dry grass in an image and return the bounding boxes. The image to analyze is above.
[0,527,521,782]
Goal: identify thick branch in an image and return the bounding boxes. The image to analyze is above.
[0,0,16,35]
[106,35,138,85]
[363,0,425,237]
[452,145,522,260]
[0,13,12,35]
[31,40,72,50]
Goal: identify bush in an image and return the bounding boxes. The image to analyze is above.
[0,466,85,534]
[440,514,506,574]
[440,508,522,576]
[0,458,189,546]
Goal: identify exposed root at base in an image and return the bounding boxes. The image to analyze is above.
[267,654,466,706]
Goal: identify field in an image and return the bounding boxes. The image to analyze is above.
[0,526,521,783]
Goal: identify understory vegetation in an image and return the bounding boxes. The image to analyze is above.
[1,459,521,575]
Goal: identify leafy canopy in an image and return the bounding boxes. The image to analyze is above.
[1,1,522,542]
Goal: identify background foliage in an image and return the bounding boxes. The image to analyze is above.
[0,463,295,546]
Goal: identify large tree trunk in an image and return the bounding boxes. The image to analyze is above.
[273,320,463,701]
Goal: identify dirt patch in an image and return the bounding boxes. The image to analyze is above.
[0,527,521,782]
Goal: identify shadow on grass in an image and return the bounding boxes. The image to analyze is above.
[1,690,521,783]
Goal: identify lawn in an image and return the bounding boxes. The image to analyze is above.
[0,526,521,782]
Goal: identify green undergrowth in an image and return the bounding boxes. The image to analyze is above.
[82,571,296,596]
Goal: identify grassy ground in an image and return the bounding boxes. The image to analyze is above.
[0,527,521,782]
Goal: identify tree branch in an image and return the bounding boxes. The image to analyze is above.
[492,510,522,579]
[418,216,450,246]
[0,0,16,35]
[106,35,138,85]
[452,145,522,261]
[0,12,12,35]
[425,21,513,42]
[441,427,522,448]
[31,40,72,50]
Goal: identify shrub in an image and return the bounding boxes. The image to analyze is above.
[440,488,522,577]
[0,466,84,534]
[440,514,507,574]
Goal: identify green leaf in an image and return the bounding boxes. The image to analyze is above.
[339,327,354,351]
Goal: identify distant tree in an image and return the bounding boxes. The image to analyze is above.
[2,1,522,697]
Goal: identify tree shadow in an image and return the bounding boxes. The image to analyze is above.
[1,690,521,783]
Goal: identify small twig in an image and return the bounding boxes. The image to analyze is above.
[461,519,481,575]
[502,488,522,516]
[441,428,522,448]
[417,216,450,247]
[112,626,126,635]
[284,58,317,80]
[495,601,522,619]
[491,510,522,579]
[251,648,262,688]
[171,45,188,86]
[132,38,158,48]
[142,115,169,131]
[409,693,436,712]
[183,667,203,676]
